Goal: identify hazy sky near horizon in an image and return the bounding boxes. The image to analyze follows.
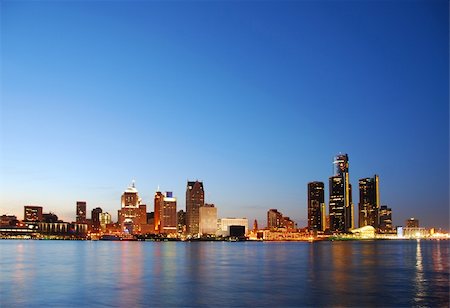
[1,0,448,228]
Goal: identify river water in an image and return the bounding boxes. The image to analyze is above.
[0,240,448,307]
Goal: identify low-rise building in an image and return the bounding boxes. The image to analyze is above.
[217,218,248,237]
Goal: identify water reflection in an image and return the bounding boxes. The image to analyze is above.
[10,243,28,304]
[433,241,443,272]
[116,242,144,306]
[149,243,183,306]
[0,240,449,307]
[414,240,426,305]
[330,243,352,293]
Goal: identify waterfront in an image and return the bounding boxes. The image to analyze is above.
[1,240,449,307]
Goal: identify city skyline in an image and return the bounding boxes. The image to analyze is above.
[1,153,444,230]
[1,1,448,229]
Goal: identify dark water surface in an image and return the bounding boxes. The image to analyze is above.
[1,240,449,307]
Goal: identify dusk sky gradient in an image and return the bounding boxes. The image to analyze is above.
[1,0,449,228]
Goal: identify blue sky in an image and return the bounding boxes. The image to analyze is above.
[1,0,448,229]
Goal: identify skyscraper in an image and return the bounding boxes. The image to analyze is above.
[118,181,142,234]
[161,192,177,234]
[379,205,392,232]
[329,176,345,232]
[91,207,102,233]
[154,190,164,233]
[99,212,112,231]
[76,201,87,224]
[138,204,147,226]
[177,210,186,233]
[307,181,326,231]
[329,154,353,232]
[24,205,43,222]
[186,181,204,235]
[199,203,217,235]
[358,175,380,228]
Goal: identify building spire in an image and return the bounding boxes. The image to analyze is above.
[132,179,135,188]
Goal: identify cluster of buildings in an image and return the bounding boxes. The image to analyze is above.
[302,154,444,239]
[305,154,393,235]
[0,205,87,238]
[0,180,249,239]
[0,153,447,240]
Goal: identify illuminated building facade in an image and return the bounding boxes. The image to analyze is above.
[403,227,428,238]
[267,209,295,230]
[379,205,393,232]
[91,207,102,233]
[283,217,296,231]
[76,201,87,224]
[99,212,112,231]
[358,175,380,228]
[350,225,376,239]
[118,181,144,234]
[161,192,177,234]
[38,222,87,237]
[24,206,43,222]
[199,203,217,235]
[186,181,204,235]
[308,181,326,231]
[154,190,164,232]
[139,204,147,225]
[267,209,284,229]
[329,154,353,232]
[177,210,186,233]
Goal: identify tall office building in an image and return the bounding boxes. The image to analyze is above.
[379,205,392,232]
[91,207,102,233]
[307,182,326,231]
[329,154,354,232]
[99,212,112,231]
[24,206,43,222]
[186,181,204,235]
[147,212,155,230]
[177,210,186,233]
[161,192,177,234]
[358,175,380,228]
[76,201,87,224]
[118,181,143,234]
[199,203,217,235]
[138,204,147,226]
[154,190,164,233]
